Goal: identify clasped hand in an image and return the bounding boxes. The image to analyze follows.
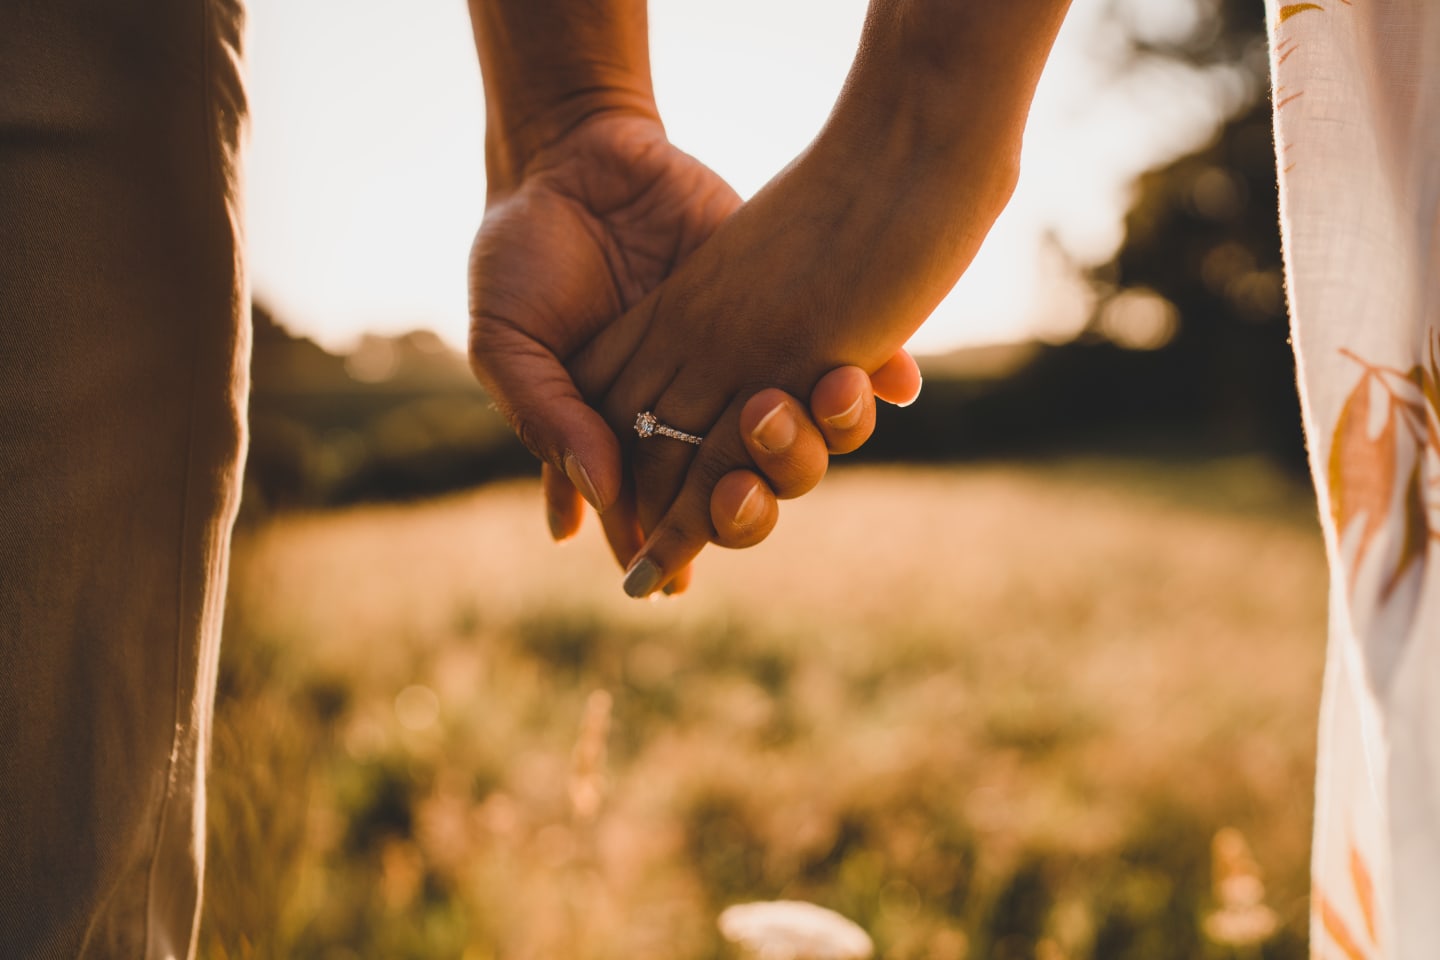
[468,113,922,597]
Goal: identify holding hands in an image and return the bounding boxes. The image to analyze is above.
[468,105,919,593]
[467,0,1070,596]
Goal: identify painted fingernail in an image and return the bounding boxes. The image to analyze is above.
[564,452,601,512]
[750,401,797,453]
[733,482,766,528]
[824,393,866,430]
[546,506,567,542]
[623,557,664,598]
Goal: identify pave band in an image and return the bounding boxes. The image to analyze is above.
[634,411,703,446]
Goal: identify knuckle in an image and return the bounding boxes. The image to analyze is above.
[467,311,503,350]
[692,449,740,496]
[772,461,825,500]
[466,315,508,381]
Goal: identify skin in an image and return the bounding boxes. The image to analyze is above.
[467,0,920,590]
[469,0,1073,597]
[570,0,1074,596]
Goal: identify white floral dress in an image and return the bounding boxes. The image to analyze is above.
[1266,2,1440,957]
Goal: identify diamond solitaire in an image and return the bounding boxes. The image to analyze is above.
[633,411,702,445]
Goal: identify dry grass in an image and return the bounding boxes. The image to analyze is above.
[202,459,1327,959]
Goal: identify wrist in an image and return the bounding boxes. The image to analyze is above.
[483,85,660,197]
[818,1,1072,196]
[786,85,1025,340]
[777,0,1072,318]
[470,1,659,195]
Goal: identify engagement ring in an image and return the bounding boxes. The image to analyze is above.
[634,411,703,446]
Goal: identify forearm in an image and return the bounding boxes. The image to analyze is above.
[788,0,1075,350]
[832,0,1073,163]
[469,0,658,193]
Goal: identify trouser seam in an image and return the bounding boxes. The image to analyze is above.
[142,3,217,956]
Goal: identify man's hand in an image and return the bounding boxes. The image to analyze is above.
[468,111,738,523]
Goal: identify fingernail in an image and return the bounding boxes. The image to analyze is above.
[824,393,865,430]
[750,401,797,453]
[898,375,923,408]
[662,581,680,596]
[733,483,766,528]
[623,557,664,598]
[564,452,601,512]
[546,506,566,542]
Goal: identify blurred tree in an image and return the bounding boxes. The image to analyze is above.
[1081,0,1301,465]
[1110,0,1268,72]
[243,302,530,517]
[865,0,1306,472]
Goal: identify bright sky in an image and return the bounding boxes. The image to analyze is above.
[245,0,1252,357]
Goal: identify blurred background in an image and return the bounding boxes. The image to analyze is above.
[205,1,1328,957]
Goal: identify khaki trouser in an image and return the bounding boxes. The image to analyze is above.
[0,1,248,956]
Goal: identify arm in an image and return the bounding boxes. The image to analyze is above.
[470,0,657,196]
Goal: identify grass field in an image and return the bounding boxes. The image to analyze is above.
[201,459,1329,959]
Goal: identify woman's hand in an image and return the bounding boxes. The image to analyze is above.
[561,135,1011,595]
[551,0,1072,596]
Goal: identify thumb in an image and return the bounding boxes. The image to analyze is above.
[469,317,622,513]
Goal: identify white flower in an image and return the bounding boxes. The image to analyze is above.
[718,901,874,960]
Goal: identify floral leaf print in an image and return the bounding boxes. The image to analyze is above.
[1271,0,1353,169]
[1318,890,1372,960]
[1386,462,1429,600]
[1315,842,1379,960]
[1280,2,1326,21]
[1349,841,1378,943]
[1423,338,1440,454]
[1329,369,1399,585]
[1329,340,1440,604]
